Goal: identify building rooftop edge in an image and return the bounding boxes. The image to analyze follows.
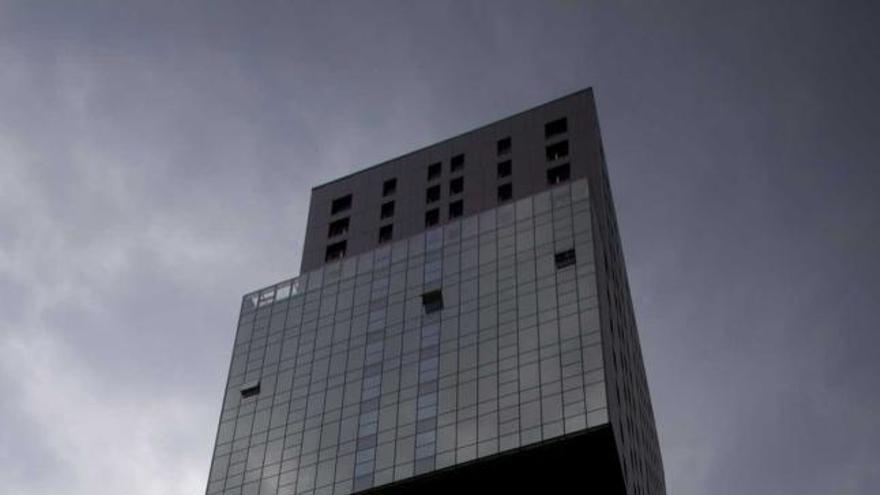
[310,87,594,191]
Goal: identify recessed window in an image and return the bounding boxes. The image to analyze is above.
[449,200,463,219]
[546,140,569,161]
[240,380,261,398]
[325,240,347,262]
[498,183,512,202]
[331,194,352,215]
[497,137,511,155]
[427,162,442,180]
[555,249,576,269]
[422,290,444,314]
[545,118,568,138]
[547,164,571,185]
[378,224,393,244]
[380,201,395,219]
[328,217,349,238]
[426,184,441,204]
[425,208,440,227]
[450,177,463,195]
[450,154,465,172]
[383,178,397,196]
[497,160,512,178]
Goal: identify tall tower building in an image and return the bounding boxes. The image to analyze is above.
[205,89,665,495]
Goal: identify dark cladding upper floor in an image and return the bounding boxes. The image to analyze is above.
[300,88,605,273]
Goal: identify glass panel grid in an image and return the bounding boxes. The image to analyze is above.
[208,180,602,495]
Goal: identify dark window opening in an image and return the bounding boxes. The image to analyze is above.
[450,177,463,195]
[383,178,397,196]
[450,154,465,172]
[425,209,440,227]
[240,381,261,398]
[331,194,352,215]
[427,162,442,180]
[380,201,395,219]
[497,137,511,155]
[545,118,568,138]
[546,140,569,161]
[426,185,441,204]
[555,249,576,269]
[422,290,444,314]
[497,160,512,178]
[328,217,349,238]
[498,183,512,202]
[325,240,347,262]
[547,164,571,185]
[378,224,393,244]
[449,200,463,219]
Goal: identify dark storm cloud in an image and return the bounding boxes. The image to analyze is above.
[1,1,878,494]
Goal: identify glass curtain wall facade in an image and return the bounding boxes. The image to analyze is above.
[207,181,606,495]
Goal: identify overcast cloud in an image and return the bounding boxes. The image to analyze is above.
[1,1,878,494]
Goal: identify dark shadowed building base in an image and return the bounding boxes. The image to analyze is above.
[357,425,625,494]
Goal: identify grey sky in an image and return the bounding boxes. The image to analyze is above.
[1,1,878,494]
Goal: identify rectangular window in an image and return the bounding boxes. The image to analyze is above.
[498,183,512,203]
[547,164,571,185]
[240,380,261,398]
[428,162,442,180]
[450,177,463,195]
[328,217,349,238]
[450,154,465,172]
[379,225,393,244]
[381,201,395,219]
[383,178,397,196]
[325,241,347,262]
[497,137,511,155]
[426,184,441,204]
[425,208,440,227]
[554,249,576,269]
[545,118,568,138]
[331,194,352,215]
[546,141,569,161]
[449,200,463,219]
[422,290,444,314]
[497,160,511,178]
